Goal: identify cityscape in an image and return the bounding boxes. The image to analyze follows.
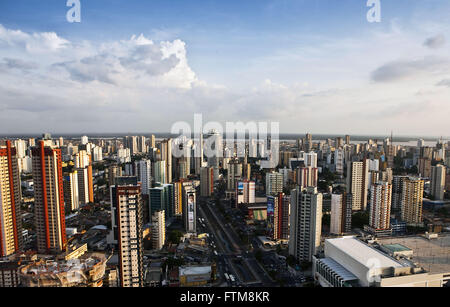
[0,0,450,297]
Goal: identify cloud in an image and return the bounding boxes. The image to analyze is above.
[423,34,446,49]
[436,79,450,87]
[0,57,38,71]
[371,57,450,83]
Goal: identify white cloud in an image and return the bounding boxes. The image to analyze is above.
[0,24,449,137]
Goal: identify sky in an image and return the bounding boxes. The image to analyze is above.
[0,0,449,137]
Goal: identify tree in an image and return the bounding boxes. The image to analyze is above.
[168,230,183,244]
[352,211,369,229]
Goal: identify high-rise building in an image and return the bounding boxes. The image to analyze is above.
[346,160,369,211]
[152,210,165,250]
[63,170,79,212]
[418,158,432,178]
[330,193,352,235]
[108,164,122,186]
[31,140,67,254]
[392,176,408,214]
[271,193,290,241]
[135,159,152,195]
[154,161,167,184]
[108,177,144,287]
[159,139,172,183]
[304,152,318,168]
[401,177,424,225]
[369,182,392,230]
[236,181,256,206]
[149,135,156,149]
[149,184,174,220]
[81,135,89,145]
[297,167,318,189]
[266,172,283,196]
[200,167,214,197]
[0,141,23,257]
[227,159,242,191]
[183,187,197,234]
[289,187,322,262]
[431,165,446,201]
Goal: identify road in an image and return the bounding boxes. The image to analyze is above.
[198,199,276,286]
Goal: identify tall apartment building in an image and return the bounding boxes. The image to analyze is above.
[418,158,432,178]
[392,176,408,214]
[401,177,424,225]
[266,172,284,196]
[297,167,318,189]
[369,182,392,230]
[0,141,23,257]
[200,167,214,197]
[154,160,167,184]
[346,160,369,211]
[227,159,242,191]
[108,177,144,287]
[159,139,172,183]
[431,165,446,201]
[330,193,352,235]
[236,181,256,206]
[149,184,174,220]
[31,140,67,254]
[135,159,152,195]
[271,193,290,241]
[152,210,165,250]
[108,164,122,186]
[63,170,79,212]
[289,187,322,262]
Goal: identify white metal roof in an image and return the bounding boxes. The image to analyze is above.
[179,265,211,276]
[326,237,403,269]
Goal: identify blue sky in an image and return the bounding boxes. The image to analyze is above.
[0,0,449,136]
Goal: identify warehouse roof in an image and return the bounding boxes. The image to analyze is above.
[326,237,403,269]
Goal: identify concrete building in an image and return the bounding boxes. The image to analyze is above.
[431,165,446,201]
[271,193,290,241]
[266,172,283,196]
[369,182,392,231]
[108,177,144,287]
[135,159,152,195]
[0,141,23,257]
[346,160,369,211]
[330,193,352,235]
[31,140,67,254]
[63,170,79,212]
[151,210,165,250]
[289,187,322,262]
[200,167,214,197]
[313,236,449,287]
[297,166,318,189]
[236,180,255,206]
[401,177,424,226]
[392,176,408,214]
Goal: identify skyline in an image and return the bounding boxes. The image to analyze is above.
[1,0,450,135]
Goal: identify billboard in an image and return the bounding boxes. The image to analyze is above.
[186,192,196,232]
[267,196,275,216]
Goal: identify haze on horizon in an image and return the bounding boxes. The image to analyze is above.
[0,0,449,136]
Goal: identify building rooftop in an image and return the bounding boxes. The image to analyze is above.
[381,244,412,253]
[179,265,211,276]
[377,234,450,274]
[319,257,359,282]
[326,237,404,269]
